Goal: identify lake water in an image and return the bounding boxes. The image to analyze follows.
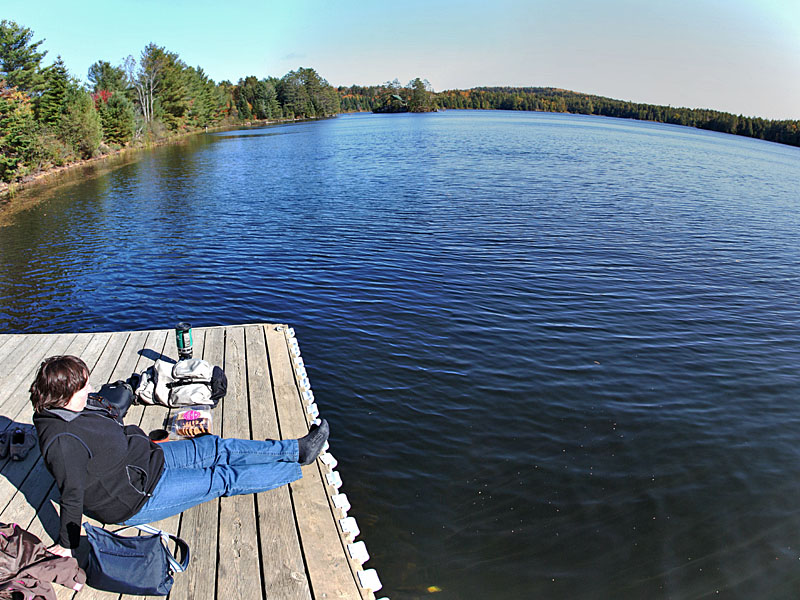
[1,110,800,599]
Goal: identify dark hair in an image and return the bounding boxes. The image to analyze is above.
[30,355,89,413]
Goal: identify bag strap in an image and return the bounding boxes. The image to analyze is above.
[166,378,212,389]
[112,524,190,573]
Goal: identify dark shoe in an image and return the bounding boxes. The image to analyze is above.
[297,419,329,466]
[9,427,36,461]
[0,430,10,459]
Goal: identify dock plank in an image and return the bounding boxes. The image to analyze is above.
[0,334,45,378]
[248,324,311,600]
[217,326,263,598]
[120,328,178,600]
[169,326,224,600]
[0,333,73,419]
[266,327,364,600]
[123,328,197,600]
[0,334,25,364]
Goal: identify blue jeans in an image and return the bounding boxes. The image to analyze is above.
[123,435,302,525]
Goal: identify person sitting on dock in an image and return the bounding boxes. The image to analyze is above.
[29,355,329,558]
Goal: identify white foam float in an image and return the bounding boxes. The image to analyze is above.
[339,516,360,540]
[307,403,320,418]
[357,569,382,592]
[331,493,351,515]
[347,541,370,564]
[319,452,337,469]
[326,470,342,489]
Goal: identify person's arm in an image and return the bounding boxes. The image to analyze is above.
[44,436,90,549]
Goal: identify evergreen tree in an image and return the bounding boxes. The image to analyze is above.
[185,66,218,127]
[87,60,126,93]
[234,83,252,119]
[215,80,236,121]
[0,20,46,93]
[407,77,435,112]
[156,49,191,130]
[278,67,338,118]
[261,79,279,119]
[265,77,282,118]
[35,55,69,125]
[59,85,102,158]
[96,91,135,145]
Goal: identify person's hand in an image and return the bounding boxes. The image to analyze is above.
[46,543,72,558]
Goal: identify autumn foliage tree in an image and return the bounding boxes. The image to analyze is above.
[0,84,37,181]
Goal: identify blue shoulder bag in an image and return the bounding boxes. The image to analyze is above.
[83,522,190,595]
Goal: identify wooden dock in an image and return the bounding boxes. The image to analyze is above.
[0,324,382,600]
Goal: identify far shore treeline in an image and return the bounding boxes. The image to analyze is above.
[2,20,799,187]
[341,85,800,147]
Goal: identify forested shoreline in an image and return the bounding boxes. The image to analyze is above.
[339,85,800,148]
[0,20,339,187]
[2,18,799,191]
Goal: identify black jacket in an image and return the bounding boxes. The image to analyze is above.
[33,405,165,548]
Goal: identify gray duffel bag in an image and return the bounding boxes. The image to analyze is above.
[136,359,227,408]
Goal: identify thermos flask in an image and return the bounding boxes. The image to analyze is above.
[175,322,193,360]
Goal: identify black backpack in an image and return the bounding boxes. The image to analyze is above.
[88,381,135,421]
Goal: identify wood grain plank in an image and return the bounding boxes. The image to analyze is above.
[107,329,149,384]
[0,334,23,360]
[0,334,45,377]
[87,331,132,390]
[169,326,224,600]
[121,327,199,600]
[248,324,311,600]
[121,329,169,434]
[2,334,98,431]
[217,326,263,598]
[266,326,363,599]
[0,333,72,418]
[120,328,186,600]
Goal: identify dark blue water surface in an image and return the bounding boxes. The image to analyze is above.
[2,110,800,599]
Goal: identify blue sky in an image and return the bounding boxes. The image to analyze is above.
[3,0,798,119]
